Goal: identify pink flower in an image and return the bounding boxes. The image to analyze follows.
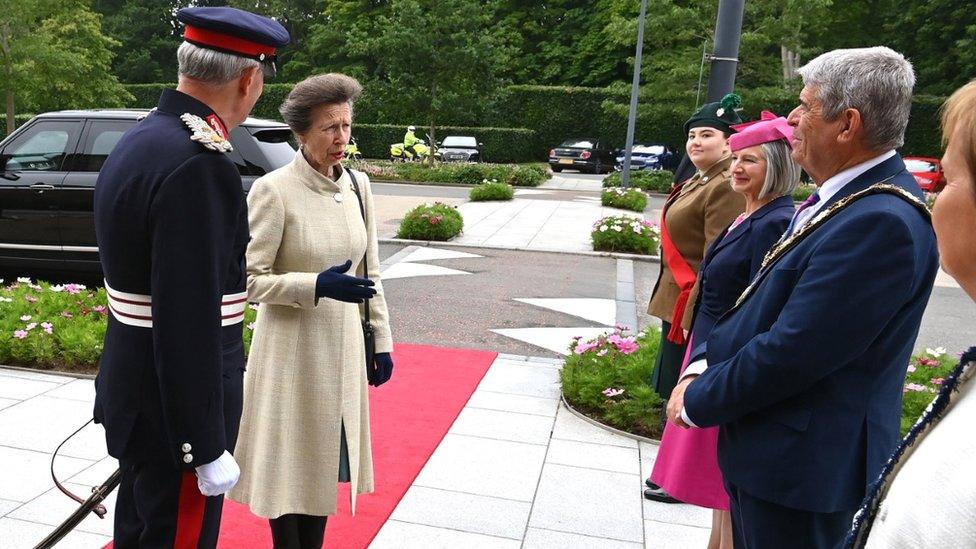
[60,311,73,318]
[602,387,625,398]
[249,303,259,311]
[92,305,107,315]
[20,315,31,321]
[597,349,608,356]
[616,339,639,355]
[931,378,944,386]
[573,341,600,355]
[13,330,27,339]
[246,322,255,331]
[918,358,940,368]
[907,364,917,373]
[904,383,927,392]
[25,295,37,303]
[25,323,37,330]
[64,283,86,295]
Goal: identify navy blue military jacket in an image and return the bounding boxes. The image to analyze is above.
[93,90,249,470]
[684,155,938,514]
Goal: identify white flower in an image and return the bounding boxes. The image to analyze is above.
[633,226,641,234]
[17,277,30,283]
[49,285,64,292]
[0,297,11,303]
[26,322,37,330]
[926,347,947,358]
[612,225,622,232]
[599,225,609,232]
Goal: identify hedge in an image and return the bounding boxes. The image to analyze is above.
[121,84,946,161]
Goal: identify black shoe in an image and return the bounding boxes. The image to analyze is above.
[645,478,660,489]
[644,486,682,504]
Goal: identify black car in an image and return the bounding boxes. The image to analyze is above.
[548,138,615,174]
[437,135,483,162]
[0,109,296,276]
[614,142,679,172]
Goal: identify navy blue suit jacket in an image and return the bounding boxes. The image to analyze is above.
[691,195,795,345]
[683,154,938,513]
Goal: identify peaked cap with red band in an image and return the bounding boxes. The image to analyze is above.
[728,110,795,151]
[177,7,290,64]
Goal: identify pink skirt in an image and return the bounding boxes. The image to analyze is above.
[649,335,729,510]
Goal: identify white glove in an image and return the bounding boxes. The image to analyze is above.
[194,450,240,497]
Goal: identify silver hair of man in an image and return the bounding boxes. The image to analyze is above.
[758,140,801,200]
[279,73,363,135]
[797,46,915,152]
[177,42,260,85]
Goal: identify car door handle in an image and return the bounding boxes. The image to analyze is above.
[30,184,55,191]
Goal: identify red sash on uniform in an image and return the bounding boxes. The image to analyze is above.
[659,180,696,345]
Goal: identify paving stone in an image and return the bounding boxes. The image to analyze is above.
[639,441,661,481]
[45,379,95,402]
[0,446,92,502]
[644,519,711,548]
[0,516,111,549]
[413,434,547,502]
[0,396,107,459]
[523,527,643,548]
[0,498,20,516]
[448,408,554,445]
[545,438,640,475]
[8,481,118,536]
[390,486,530,539]
[551,407,638,449]
[643,499,712,528]
[476,361,561,399]
[466,390,559,417]
[0,369,73,384]
[528,463,643,542]
[371,520,521,549]
[0,376,61,401]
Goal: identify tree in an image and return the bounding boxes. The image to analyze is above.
[1,0,132,135]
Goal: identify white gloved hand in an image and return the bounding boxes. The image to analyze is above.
[195,450,240,497]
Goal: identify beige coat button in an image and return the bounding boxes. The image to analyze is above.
[334,192,344,203]
[182,443,192,453]
[183,454,193,464]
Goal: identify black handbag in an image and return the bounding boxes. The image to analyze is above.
[348,170,376,374]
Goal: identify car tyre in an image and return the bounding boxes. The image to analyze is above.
[552,165,563,173]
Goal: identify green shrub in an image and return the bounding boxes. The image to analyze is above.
[561,326,664,439]
[602,170,673,193]
[362,160,549,187]
[396,202,464,241]
[602,187,648,212]
[469,179,514,201]
[901,347,957,436]
[591,215,660,255]
[792,183,817,202]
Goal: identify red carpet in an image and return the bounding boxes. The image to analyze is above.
[105,343,497,548]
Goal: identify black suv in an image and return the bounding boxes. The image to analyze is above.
[0,109,296,275]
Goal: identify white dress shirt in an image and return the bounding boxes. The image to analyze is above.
[678,150,897,427]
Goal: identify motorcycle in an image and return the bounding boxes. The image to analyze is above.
[344,137,363,162]
[390,133,438,162]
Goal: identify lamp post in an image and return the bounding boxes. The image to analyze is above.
[620,0,648,188]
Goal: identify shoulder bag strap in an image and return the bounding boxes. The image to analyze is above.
[348,169,370,325]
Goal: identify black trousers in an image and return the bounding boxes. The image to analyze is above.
[269,514,328,549]
[725,481,855,549]
[113,460,225,548]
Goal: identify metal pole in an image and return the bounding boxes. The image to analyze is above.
[705,0,746,102]
[620,0,648,188]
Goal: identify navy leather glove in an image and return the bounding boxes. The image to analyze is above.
[315,260,376,303]
[369,353,394,387]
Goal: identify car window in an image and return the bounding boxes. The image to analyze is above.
[1,120,82,172]
[561,139,595,148]
[249,128,297,174]
[442,136,477,148]
[904,159,937,173]
[633,145,665,154]
[76,120,137,172]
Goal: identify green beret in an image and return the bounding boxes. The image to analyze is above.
[684,93,743,134]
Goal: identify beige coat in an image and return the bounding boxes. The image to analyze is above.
[228,151,392,519]
[647,156,743,330]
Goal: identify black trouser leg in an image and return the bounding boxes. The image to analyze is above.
[270,514,328,549]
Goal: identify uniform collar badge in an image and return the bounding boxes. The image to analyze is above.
[180,113,233,153]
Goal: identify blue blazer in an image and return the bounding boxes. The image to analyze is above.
[690,195,795,346]
[684,154,938,513]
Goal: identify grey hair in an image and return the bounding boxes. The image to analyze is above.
[279,73,363,135]
[177,42,260,85]
[797,46,915,151]
[759,141,801,200]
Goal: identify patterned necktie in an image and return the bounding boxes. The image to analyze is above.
[787,192,821,234]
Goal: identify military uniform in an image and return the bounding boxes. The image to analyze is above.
[92,7,288,547]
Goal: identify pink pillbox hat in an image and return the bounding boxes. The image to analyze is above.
[728,110,795,152]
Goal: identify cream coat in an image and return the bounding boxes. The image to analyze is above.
[228,151,392,519]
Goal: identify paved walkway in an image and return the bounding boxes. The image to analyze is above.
[0,353,711,549]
